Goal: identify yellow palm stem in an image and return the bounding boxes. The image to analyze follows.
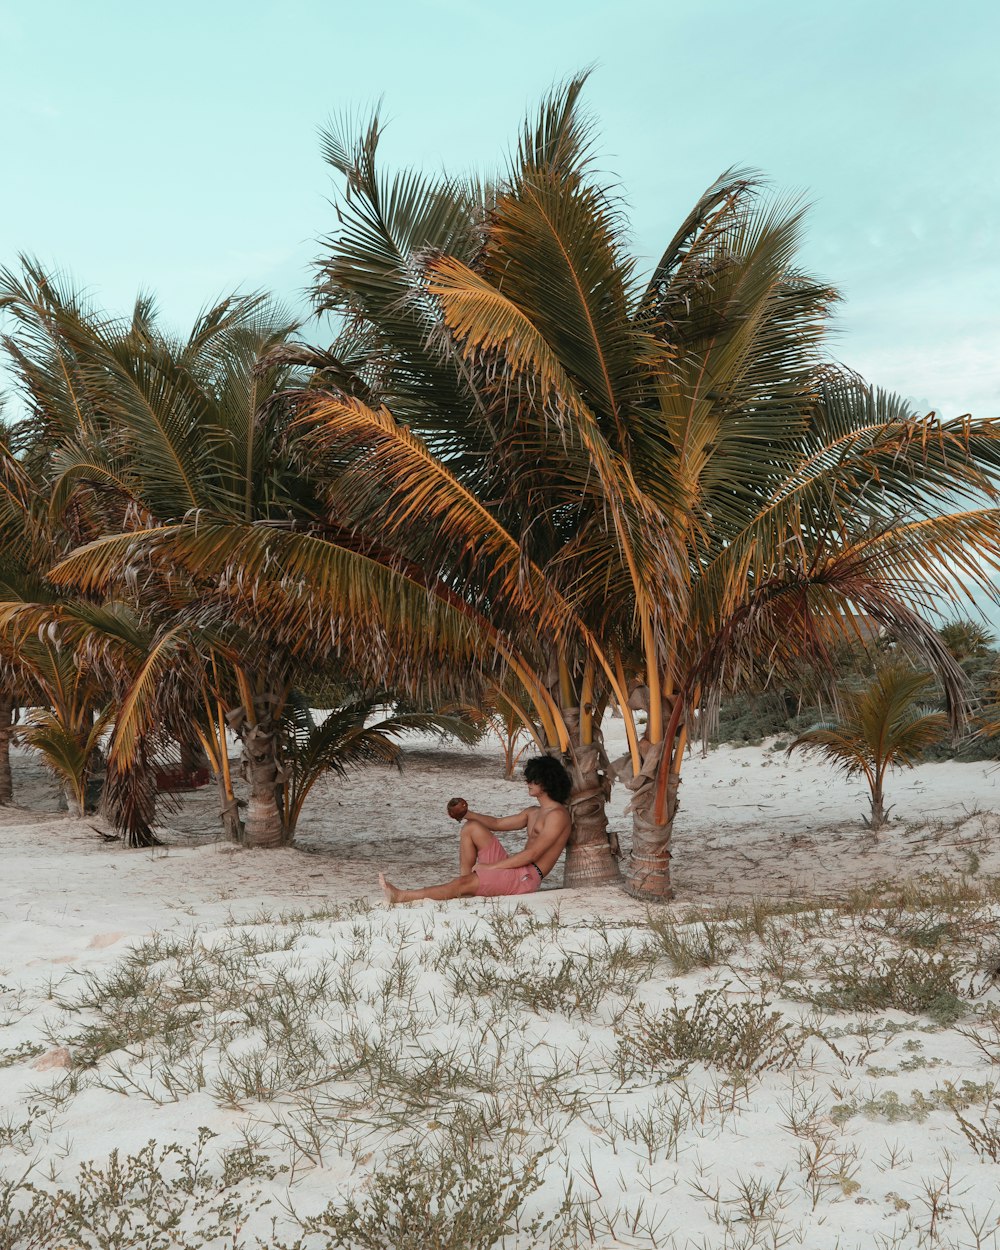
[557,651,575,711]
[195,722,220,775]
[205,656,235,806]
[613,650,642,775]
[489,687,546,752]
[667,680,697,775]
[653,691,687,825]
[216,701,235,801]
[235,669,256,726]
[506,652,569,752]
[643,610,663,742]
[580,658,595,747]
[672,725,688,767]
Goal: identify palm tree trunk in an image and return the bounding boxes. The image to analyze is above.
[63,782,84,818]
[0,695,14,805]
[560,707,620,887]
[622,738,677,900]
[241,720,284,848]
[217,771,242,841]
[869,775,887,831]
[204,703,241,840]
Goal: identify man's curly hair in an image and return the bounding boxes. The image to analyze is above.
[523,755,572,804]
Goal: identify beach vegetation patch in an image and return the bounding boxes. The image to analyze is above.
[274,1138,562,1250]
[0,1041,45,1069]
[832,1079,997,1126]
[955,1097,1000,1163]
[0,1130,275,1250]
[807,946,968,1024]
[644,910,737,973]
[615,988,806,1076]
[4,897,1000,1246]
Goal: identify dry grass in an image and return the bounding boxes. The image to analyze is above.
[1,886,999,1248]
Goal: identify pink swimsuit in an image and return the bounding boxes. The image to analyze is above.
[472,834,543,897]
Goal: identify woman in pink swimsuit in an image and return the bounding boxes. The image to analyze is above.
[379,757,573,905]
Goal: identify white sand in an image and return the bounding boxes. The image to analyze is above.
[2,729,999,1248]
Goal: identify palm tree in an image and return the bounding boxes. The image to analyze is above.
[280,688,480,836]
[305,96,637,885]
[0,412,21,804]
[788,664,948,829]
[0,422,110,816]
[477,689,542,780]
[14,641,110,817]
[0,579,198,842]
[0,264,494,846]
[304,76,1000,898]
[0,681,15,804]
[938,619,996,662]
[0,272,301,841]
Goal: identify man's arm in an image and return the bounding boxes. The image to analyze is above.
[463,807,531,832]
[488,809,570,870]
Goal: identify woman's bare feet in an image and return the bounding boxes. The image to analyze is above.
[379,872,404,904]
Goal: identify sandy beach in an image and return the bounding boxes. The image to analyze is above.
[6,718,1000,933]
[2,728,1000,1249]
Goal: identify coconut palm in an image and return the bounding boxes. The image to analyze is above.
[12,639,110,816]
[0,421,110,815]
[478,690,542,781]
[280,688,480,836]
[0,270,304,841]
[304,76,1000,898]
[0,686,15,804]
[0,579,199,842]
[938,619,996,662]
[306,93,635,885]
[0,412,21,804]
[0,264,495,845]
[788,664,948,829]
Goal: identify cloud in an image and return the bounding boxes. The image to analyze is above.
[831,259,1000,417]
[12,98,61,120]
[846,334,999,419]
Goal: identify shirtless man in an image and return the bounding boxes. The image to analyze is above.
[379,756,572,904]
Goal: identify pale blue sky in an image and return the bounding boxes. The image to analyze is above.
[2,0,999,417]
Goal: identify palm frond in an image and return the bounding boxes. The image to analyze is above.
[513,71,596,180]
[296,393,603,638]
[47,522,493,672]
[110,627,191,768]
[18,704,111,804]
[641,167,761,301]
[790,665,947,777]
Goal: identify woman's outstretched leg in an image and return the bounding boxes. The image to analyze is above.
[380,871,479,905]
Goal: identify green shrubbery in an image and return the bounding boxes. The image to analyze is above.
[713,622,1000,763]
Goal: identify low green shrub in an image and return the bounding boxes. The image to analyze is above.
[280,1139,560,1250]
[616,988,805,1076]
[808,948,967,1024]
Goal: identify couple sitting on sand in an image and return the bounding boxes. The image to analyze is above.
[379,756,572,905]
